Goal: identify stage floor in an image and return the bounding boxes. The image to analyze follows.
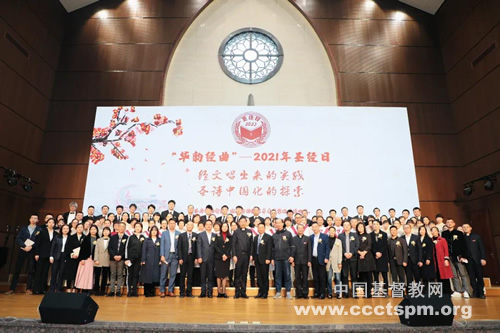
[1,294,500,325]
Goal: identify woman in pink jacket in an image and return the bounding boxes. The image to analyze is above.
[431,227,453,295]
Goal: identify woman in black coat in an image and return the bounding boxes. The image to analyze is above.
[140,226,161,297]
[125,222,145,297]
[33,218,56,294]
[214,222,231,298]
[418,226,436,288]
[50,224,71,292]
[62,223,85,291]
[356,223,376,298]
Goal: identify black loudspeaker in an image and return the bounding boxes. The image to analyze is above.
[39,293,99,324]
[398,295,454,326]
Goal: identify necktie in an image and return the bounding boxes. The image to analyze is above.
[346,234,350,253]
[188,233,192,254]
[118,236,121,252]
[257,234,262,255]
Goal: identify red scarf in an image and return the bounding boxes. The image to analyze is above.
[222,231,227,242]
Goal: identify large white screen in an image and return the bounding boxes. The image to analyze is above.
[84,106,419,216]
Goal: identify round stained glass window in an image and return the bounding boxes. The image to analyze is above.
[218,28,284,84]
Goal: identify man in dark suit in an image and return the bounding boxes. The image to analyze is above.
[248,206,263,228]
[232,217,253,298]
[200,205,213,223]
[5,214,42,295]
[216,205,229,224]
[197,220,216,298]
[96,205,110,221]
[33,218,56,294]
[442,218,473,298]
[462,223,487,298]
[293,224,312,299]
[388,208,398,225]
[340,207,351,223]
[441,218,473,298]
[178,221,198,298]
[338,221,359,298]
[108,222,128,296]
[402,224,422,284]
[310,222,330,299]
[62,201,78,224]
[160,200,179,221]
[83,205,96,223]
[234,205,247,224]
[355,205,368,225]
[371,220,389,295]
[252,223,272,298]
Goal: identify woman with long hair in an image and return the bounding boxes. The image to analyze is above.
[141,226,161,297]
[430,227,453,294]
[214,222,231,298]
[75,225,99,293]
[418,226,436,291]
[356,222,376,298]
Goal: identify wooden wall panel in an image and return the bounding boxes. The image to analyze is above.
[435,0,482,44]
[440,0,500,72]
[312,18,437,46]
[451,66,500,132]
[446,24,500,103]
[0,19,55,98]
[339,73,448,103]
[40,131,92,165]
[46,100,159,132]
[65,18,188,45]
[0,61,50,129]
[332,45,444,74]
[58,44,173,71]
[342,102,454,134]
[411,134,459,167]
[77,0,209,19]
[415,167,459,202]
[292,0,430,21]
[41,165,90,199]
[52,72,164,101]
[457,109,500,165]
[0,105,44,162]
[0,0,63,69]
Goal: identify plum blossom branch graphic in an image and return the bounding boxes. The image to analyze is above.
[90,106,183,164]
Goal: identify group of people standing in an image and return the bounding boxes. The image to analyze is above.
[5,201,488,300]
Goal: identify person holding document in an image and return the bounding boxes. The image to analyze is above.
[63,223,85,291]
[75,225,99,293]
[5,214,42,295]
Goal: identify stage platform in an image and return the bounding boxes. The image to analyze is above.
[1,292,500,331]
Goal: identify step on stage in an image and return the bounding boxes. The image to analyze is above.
[1,290,500,332]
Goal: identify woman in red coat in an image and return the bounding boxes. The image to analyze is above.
[430,227,453,294]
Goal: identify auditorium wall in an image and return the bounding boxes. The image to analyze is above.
[435,0,500,283]
[0,0,66,281]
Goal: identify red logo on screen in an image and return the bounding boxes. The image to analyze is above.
[232,112,271,148]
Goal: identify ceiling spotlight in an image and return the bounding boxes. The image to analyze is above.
[5,170,18,186]
[484,178,494,191]
[463,183,474,196]
[22,179,33,192]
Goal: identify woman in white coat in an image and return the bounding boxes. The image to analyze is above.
[326,228,343,299]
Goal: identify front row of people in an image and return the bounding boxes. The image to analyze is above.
[6,215,487,300]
